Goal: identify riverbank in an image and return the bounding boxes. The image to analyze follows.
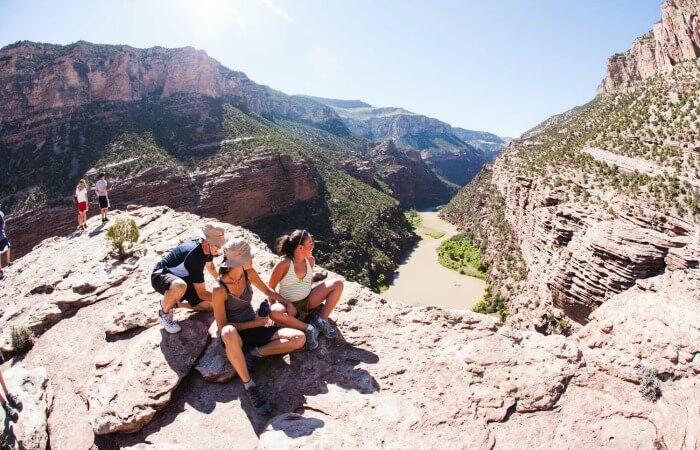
[383,211,486,310]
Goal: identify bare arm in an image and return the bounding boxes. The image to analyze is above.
[205,261,218,280]
[193,282,212,303]
[212,286,228,331]
[244,265,288,304]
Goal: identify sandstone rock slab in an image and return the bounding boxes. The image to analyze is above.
[0,367,49,450]
[84,320,209,434]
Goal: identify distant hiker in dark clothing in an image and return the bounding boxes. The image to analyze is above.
[151,222,227,333]
[0,353,20,421]
[212,238,303,415]
[74,179,89,232]
[0,208,11,280]
[93,172,110,224]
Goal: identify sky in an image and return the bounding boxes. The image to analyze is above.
[0,0,664,138]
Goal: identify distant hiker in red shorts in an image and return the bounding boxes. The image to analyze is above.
[74,179,89,232]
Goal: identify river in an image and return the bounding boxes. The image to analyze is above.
[382,211,486,310]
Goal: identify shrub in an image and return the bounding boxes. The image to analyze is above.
[637,363,661,402]
[106,218,140,259]
[473,290,508,323]
[437,233,488,279]
[403,209,421,228]
[11,326,34,354]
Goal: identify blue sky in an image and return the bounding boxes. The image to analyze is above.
[0,0,663,137]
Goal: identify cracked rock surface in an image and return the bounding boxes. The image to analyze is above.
[0,206,697,449]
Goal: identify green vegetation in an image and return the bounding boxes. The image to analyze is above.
[473,288,508,323]
[437,233,488,279]
[11,326,34,355]
[425,230,445,239]
[106,218,140,259]
[404,209,422,228]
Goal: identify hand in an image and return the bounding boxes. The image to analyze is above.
[271,292,288,304]
[257,315,275,328]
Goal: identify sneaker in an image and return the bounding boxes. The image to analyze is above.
[6,392,21,409]
[157,309,181,334]
[245,385,272,415]
[314,317,338,339]
[2,402,18,421]
[304,326,319,350]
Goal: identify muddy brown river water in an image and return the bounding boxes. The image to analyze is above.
[383,211,486,310]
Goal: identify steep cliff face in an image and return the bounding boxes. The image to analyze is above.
[367,140,456,207]
[0,41,414,288]
[446,0,700,331]
[598,0,700,94]
[0,207,697,449]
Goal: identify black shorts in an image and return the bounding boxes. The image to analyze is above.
[221,326,280,349]
[150,269,203,306]
[0,238,10,253]
[98,196,109,209]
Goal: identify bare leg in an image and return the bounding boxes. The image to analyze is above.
[5,248,10,265]
[258,328,305,357]
[161,279,187,314]
[270,303,309,331]
[221,326,251,382]
[306,279,344,320]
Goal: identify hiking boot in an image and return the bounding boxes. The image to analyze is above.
[2,402,18,421]
[245,385,272,415]
[157,309,181,334]
[304,326,319,350]
[6,392,21,409]
[314,317,338,339]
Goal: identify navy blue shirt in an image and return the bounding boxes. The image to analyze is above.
[156,239,212,283]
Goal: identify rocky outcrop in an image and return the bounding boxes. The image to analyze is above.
[598,0,700,94]
[368,140,455,207]
[0,206,697,448]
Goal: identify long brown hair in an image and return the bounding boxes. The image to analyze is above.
[274,229,312,258]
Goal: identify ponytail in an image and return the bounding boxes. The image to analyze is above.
[274,234,293,258]
[275,229,309,258]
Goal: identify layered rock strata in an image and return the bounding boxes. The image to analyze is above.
[0,206,697,448]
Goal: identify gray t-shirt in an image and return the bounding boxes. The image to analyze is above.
[221,276,255,323]
[95,179,108,196]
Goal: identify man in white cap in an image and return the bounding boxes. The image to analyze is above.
[151,221,226,333]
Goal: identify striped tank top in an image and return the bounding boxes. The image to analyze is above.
[278,257,313,302]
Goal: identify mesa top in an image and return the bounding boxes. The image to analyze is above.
[155,239,212,283]
[278,257,313,302]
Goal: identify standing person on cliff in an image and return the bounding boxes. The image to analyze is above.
[93,172,110,224]
[74,179,89,232]
[0,207,11,281]
[151,222,226,333]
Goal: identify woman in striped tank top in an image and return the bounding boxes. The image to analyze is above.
[268,229,344,349]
